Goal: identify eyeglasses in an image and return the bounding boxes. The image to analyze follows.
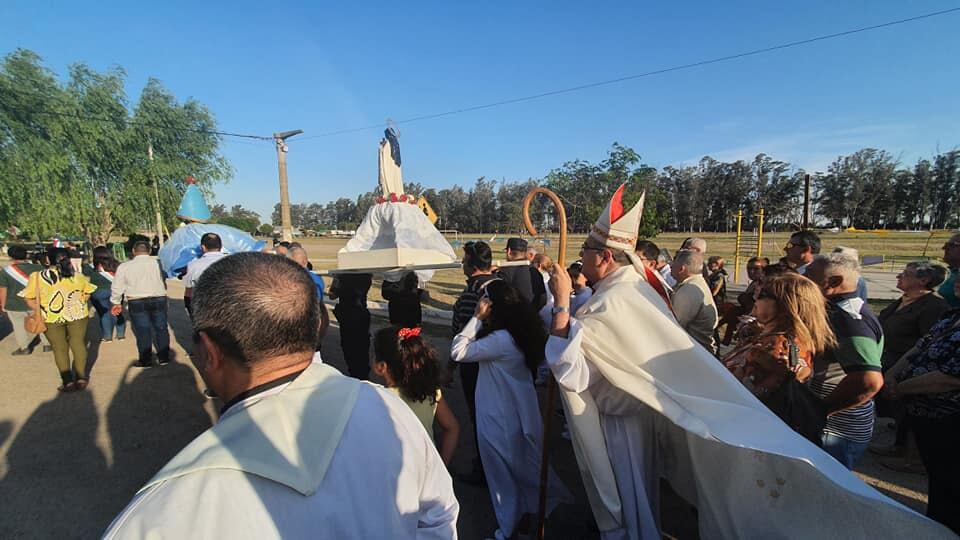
[747,265,764,270]
[756,290,776,300]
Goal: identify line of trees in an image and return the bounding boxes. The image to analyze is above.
[277,143,960,235]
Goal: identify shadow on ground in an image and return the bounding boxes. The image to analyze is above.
[0,299,213,539]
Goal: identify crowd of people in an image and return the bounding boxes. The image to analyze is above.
[3,221,960,538]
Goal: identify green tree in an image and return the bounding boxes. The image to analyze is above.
[0,49,232,244]
[218,215,258,234]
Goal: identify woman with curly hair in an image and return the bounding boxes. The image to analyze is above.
[372,325,460,466]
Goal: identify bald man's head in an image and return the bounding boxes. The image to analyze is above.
[288,246,309,269]
[193,252,319,366]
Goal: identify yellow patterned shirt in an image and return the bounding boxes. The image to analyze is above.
[20,269,97,324]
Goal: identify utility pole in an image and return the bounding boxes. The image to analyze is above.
[148,143,164,247]
[274,129,304,243]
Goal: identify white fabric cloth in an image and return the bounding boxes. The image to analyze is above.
[670,274,717,352]
[571,286,593,314]
[104,362,459,539]
[547,317,661,540]
[183,251,227,290]
[451,317,569,537]
[545,265,953,539]
[110,255,167,304]
[540,270,554,306]
[341,202,457,283]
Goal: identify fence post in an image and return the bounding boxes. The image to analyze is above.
[734,209,743,283]
[756,208,765,258]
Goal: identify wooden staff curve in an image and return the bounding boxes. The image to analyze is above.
[521,187,566,540]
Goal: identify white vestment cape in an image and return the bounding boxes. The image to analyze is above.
[141,362,359,496]
[554,266,952,539]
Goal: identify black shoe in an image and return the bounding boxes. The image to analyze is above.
[11,348,31,356]
[158,358,170,366]
[43,345,53,353]
[134,360,153,368]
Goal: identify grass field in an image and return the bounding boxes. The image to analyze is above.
[295,230,956,311]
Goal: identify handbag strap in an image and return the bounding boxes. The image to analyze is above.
[32,272,43,317]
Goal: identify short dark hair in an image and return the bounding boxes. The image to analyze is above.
[790,231,821,254]
[506,238,528,252]
[568,262,583,282]
[748,256,769,267]
[635,240,660,261]
[201,232,222,251]
[463,241,492,271]
[7,246,26,260]
[133,241,151,254]
[192,252,319,365]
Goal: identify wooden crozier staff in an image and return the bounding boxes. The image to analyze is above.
[521,187,567,540]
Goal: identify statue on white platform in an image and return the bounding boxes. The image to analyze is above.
[336,129,457,282]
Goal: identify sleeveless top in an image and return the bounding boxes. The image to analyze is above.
[388,387,441,433]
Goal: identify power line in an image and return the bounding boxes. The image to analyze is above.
[0,103,273,141]
[294,7,960,141]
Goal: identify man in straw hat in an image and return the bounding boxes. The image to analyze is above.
[545,185,951,539]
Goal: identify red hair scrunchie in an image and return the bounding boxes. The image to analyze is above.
[397,327,421,341]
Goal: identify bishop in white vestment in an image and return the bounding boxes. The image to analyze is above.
[544,185,952,539]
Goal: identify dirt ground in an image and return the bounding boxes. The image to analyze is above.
[0,276,934,539]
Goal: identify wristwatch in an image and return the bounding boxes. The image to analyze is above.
[551,305,570,315]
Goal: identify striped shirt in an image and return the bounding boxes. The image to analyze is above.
[810,293,884,443]
[452,273,499,335]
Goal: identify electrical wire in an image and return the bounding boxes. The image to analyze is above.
[293,7,960,141]
[0,102,273,141]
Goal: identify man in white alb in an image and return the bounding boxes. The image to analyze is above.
[544,185,949,539]
[104,252,459,539]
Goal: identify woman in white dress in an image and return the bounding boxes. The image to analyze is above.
[451,280,569,540]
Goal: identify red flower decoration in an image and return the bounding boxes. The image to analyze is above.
[397,327,421,341]
[376,196,386,204]
[389,193,398,203]
[399,194,408,202]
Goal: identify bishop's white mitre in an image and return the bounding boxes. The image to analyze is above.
[588,183,645,251]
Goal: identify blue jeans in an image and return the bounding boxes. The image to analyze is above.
[821,432,869,469]
[91,289,125,340]
[127,297,170,364]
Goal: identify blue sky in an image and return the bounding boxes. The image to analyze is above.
[2,1,958,220]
